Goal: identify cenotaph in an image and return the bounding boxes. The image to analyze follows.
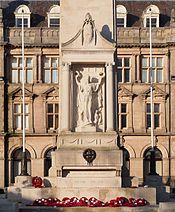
[48,0,123,199]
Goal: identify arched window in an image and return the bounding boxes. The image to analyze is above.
[143,147,162,178]
[121,148,130,177]
[143,5,160,27]
[11,148,31,183]
[44,147,56,176]
[116,5,127,27]
[14,5,31,28]
[47,5,60,28]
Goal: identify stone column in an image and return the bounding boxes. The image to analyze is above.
[106,63,114,131]
[61,62,70,131]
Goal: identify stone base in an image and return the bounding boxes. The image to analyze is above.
[20,206,159,212]
[7,187,157,205]
[14,176,32,187]
[145,175,163,187]
[0,199,18,212]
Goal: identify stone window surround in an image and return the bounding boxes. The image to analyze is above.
[142,97,166,133]
[118,98,133,133]
[42,56,59,84]
[146,102,161,129]
[10,96,33,134]
[14,4,31,28]
[10,56,34,84]
[42,88,59,133]
[117,56,131,83]
[46,102,59,131]
[143,5,160,28]
[13,103,29,130]
[9,53,60,84]
[141,56,164,83]
[116,5,127,27]
[118,102,128,129]
[47,5,60,28]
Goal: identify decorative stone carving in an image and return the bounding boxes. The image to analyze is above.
[75,67,105,131]
[82,13,97,46]
[83,148,96,165]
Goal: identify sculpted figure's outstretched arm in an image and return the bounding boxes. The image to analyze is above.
[93,72,105,92]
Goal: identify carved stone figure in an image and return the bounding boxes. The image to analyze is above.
[75,68,105,128]
[82,13,97,45]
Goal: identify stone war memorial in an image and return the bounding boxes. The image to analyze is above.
[7,0,157,206]
[48,0,122,197]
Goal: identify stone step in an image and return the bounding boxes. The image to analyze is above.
[0,194,6,199]
[19,206,159,212]
[0,199,18,212]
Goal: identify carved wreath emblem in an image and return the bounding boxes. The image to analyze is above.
[83,148,96,164]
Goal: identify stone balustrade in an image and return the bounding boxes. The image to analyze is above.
[117,27,175,44]
[6,27,59,46]
[5,27,175,46]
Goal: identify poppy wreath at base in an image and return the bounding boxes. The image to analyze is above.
[32,196,148,207]
[32,176,43,188]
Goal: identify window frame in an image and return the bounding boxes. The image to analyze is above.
[141,56,163,83]
[146,102,161,129]
[118,103,128,129]
[13,103,30,131]
[117,57,131,83]
[143,5,160,28]
[116,5,127,27]
[47,5,60,28]
[43,56,59,83]
[14,5,31,28]
[11,56,34,84]
[46,102,59,131]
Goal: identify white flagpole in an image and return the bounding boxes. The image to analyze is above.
[149,9,154,150]
[22,10,25,154]
[21,9,27,175]
[149,8,157,175]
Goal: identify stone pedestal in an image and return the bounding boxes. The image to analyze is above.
[14,176,32,187]
[47,132,122,199]
[145,175,163,187]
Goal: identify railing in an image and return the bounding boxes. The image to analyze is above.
[7,27,59,45]
[117,27,175,44]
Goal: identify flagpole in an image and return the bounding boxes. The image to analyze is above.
[20,9,28,176]
[149,8,157,175]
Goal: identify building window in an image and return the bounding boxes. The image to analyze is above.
[14,5,31,28]
[47,5,60,28]
[146,17,157,27]
[117,57,130,83]
[43,57,59,83]
[146,103,160,129]
[11,148,31,183]
[11,57,33,83]
[116,5,127,27]
[141,57,163,83]
[47,103,59,130]
[14,103,29,130]
[118,103,128,129]
[143,5,160,28]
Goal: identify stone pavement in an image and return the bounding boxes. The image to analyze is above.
[19,206,159,212]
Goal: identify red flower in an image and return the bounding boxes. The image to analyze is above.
[31,196,148,208]
[32,176,43,188]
